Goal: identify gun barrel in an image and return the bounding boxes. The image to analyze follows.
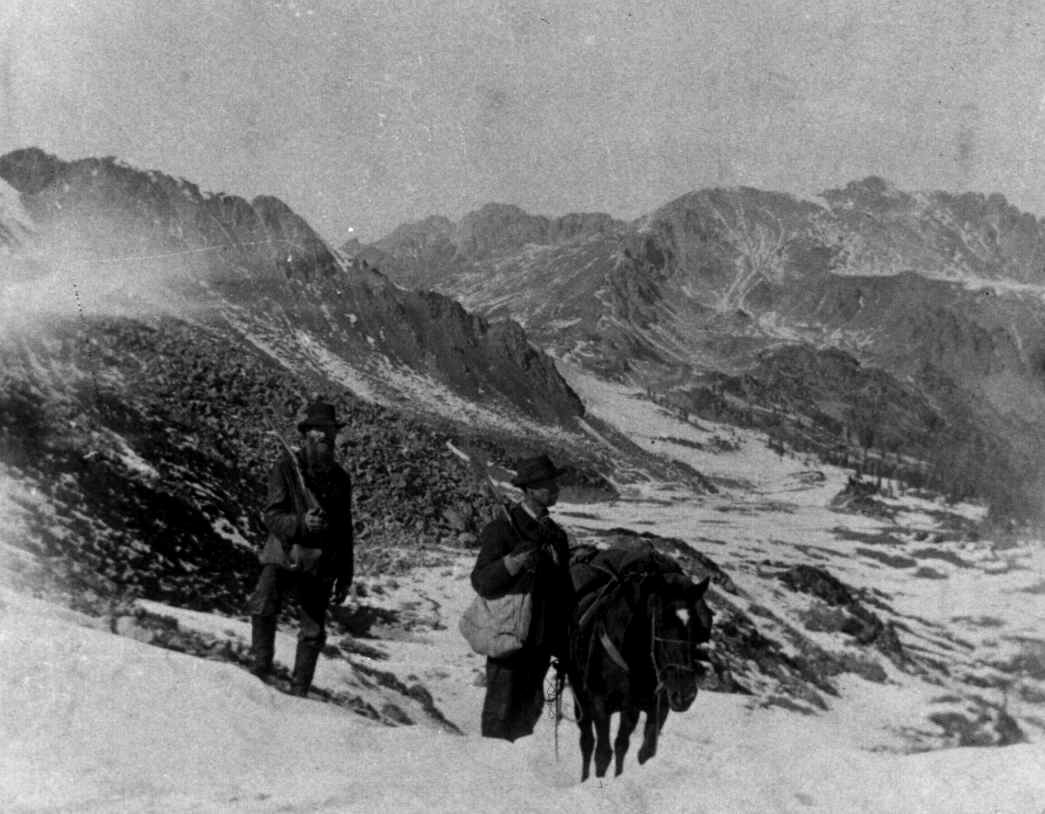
[266,424,320,511]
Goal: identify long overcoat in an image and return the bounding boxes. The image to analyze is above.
[470,502,574,740]
[259,451,354,585]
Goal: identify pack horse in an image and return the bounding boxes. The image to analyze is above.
[568,545,714,780]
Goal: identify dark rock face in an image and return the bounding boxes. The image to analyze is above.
[312,274,584,423]
[452,203,624,259]
[779,564,906,665]
[357,203,627,290]
[821,177,1045,283]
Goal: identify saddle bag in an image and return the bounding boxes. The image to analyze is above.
[459,582,534,658]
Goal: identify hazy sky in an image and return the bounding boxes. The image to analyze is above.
[2,0,1044,242]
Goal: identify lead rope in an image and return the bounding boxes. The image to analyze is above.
[554,664,563,761]
[650,608,663,758]
[548,659,567,761]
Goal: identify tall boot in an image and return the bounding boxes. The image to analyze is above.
[290,639,322,697]
[250,615,277,681]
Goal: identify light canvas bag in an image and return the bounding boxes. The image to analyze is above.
[459,581,534,657]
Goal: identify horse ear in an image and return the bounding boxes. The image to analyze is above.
[689,576,711,600]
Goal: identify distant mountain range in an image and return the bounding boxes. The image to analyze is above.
[5,145,1045,521]
[347,180,1045,519]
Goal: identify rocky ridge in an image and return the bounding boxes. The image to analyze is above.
[0,148,583,426]
[354,181,1045,520]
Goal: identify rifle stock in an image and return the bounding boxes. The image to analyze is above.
[451,443,549,546]
[451,442,511,513]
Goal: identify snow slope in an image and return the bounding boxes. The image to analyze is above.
[2,363,1044,812]
[2,566,1044,813]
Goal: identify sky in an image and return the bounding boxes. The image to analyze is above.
[2,1,1045,243]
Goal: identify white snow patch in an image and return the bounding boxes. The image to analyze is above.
[1,586,1044,813]
[559,360,847,497]
[110,434,160,481]
[211,517,254,550]
[371,356,575,441]
[292,329,381,401]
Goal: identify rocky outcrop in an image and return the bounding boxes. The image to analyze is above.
[778,564,906,664]
[452,203,624,259]
[354,203,626,290]
[822,176,1045,283]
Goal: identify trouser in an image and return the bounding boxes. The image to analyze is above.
[246,564,333,695]
[481,647,552,741]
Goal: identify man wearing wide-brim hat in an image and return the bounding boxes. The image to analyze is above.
[470,453,576,741]
[245,400,354,697]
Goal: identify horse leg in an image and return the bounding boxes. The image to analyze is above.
[592,704,614,778]
[577,702,595,782]
[637,694,670,765]
[613,704,640,776]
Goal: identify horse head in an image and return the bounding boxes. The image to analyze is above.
[646,573,712,711]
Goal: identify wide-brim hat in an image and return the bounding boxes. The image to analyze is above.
[296,401,347,433]
[511,454,568,487]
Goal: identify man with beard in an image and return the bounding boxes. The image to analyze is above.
[246,400,354,696]
[471,454,575,741]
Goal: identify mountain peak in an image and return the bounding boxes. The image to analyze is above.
[820,175,913,211]
[0,147,347,283]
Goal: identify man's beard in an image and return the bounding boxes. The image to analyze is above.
[303,441,336,477]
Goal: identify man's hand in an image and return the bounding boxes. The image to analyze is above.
[504,547,538,576]
[304,507,328,533]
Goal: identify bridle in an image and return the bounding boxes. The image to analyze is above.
[647,595,705,759]
[648,599,700,695]
[594,583,700,685]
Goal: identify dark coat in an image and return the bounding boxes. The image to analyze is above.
[471,502,575,741]
[259,451,354,584]
[470,502,574,659]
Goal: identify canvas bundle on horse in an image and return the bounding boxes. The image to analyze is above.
[568,543,713,780]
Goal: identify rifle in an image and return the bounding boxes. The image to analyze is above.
[448,441,513,522]
[266,420,320,512]
[450,441,556,553]
[266,420,328,575]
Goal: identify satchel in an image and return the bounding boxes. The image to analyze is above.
[459,587,533,658]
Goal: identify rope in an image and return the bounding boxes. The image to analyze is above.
[545,659,572,761]
[647,600,700,758]
[650,609,662,758]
